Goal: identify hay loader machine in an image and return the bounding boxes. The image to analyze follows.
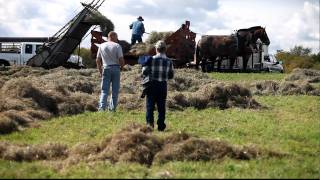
[26,0,113,69]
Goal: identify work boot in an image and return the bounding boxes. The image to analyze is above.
[158,123,166,132]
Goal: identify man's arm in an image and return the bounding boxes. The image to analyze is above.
[168,61,174,79]
[96,57,103,77]
[119,57,125,69]
[96,46,103,77]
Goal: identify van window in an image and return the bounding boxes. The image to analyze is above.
[36,45,43,54]
[25,44,33,54]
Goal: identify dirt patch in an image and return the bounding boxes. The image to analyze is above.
[0,124,285,166]
[285,68,320,83]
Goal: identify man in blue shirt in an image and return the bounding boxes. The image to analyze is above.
[129,16,145,45]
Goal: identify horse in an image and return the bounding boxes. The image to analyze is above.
[195,26,270,72]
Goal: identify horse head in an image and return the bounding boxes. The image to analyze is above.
[251,27,270,46]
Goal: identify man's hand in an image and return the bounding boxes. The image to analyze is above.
[119,57,125,69]
[96,57,103,78]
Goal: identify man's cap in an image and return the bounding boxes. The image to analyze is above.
[155,40,166,49]
[137,16,144,21]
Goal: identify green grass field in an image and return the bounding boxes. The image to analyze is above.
[0,73,319,179]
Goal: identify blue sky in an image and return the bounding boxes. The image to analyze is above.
[0,0,319,54]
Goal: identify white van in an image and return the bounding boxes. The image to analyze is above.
[261,54,284,73]
[0,42,83,67]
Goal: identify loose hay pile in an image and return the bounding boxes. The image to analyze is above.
[129,31,174,56]
[1,65,319,135]
[0,124,285,166]
[250,80,320,96]
[285,68,320,83]
[0,66,100,134]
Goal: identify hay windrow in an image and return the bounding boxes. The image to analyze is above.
[0,142,68,162]
[285,68,320,83]
[250,80,320,96]
[0,124,286,166]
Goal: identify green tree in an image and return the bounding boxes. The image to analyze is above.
[290,45,312,56]
[276,45,320,73]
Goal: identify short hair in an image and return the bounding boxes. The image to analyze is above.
[155,40,167,53]
[108,31,117,39]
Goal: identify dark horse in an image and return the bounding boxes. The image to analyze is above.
[195,26,270,72]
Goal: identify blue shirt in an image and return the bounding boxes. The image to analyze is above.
[130,20,145,36]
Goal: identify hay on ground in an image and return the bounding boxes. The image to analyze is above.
[285,68,320,83]
[0,115,18,134]
[0,124,286,165]
[94,124,163,166]
[0,142,68,162]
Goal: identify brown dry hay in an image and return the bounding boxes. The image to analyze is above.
[2,78,59,114]
[145,31,174,45]
[0,115,18,134]
[2,110,33,126]
[250,81,320,96]
[24,110,53,120]
[129,43,154,56]
[2,65,318,135]
[94,124,163,166]
[285,68,320,83]
[0,78,5,89]
[251,81,280,95]
[0,124,286,166]
[0,142,68,162]
[0,67,101,134]
[128,31,174,56]
[168,83,261,110]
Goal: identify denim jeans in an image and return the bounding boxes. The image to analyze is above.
[99,66,121,111]
[146,81,167,130]
[131,34,142,45]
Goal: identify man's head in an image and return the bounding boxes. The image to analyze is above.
[108,31,118,42]
[155,40,166,54]
[137,16,144,21]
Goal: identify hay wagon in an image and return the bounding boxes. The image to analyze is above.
[90,21,197,68]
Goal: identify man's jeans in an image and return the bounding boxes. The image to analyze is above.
[131,34,142,45]
[99,66,120,111]
[146,81,167,130]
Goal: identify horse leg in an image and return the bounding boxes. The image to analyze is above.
[201,58,207,72]
[217,57,222,72]
[242,55,249,71]
[195,46,201,70]
[229,57,235,70]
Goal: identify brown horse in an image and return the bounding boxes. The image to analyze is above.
[196,26,270,72]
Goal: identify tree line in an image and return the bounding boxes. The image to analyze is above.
[276,45,320,73]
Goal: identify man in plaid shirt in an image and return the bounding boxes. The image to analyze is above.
[142,40,174,131]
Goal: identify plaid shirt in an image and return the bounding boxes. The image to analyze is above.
[143,53,174,82]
